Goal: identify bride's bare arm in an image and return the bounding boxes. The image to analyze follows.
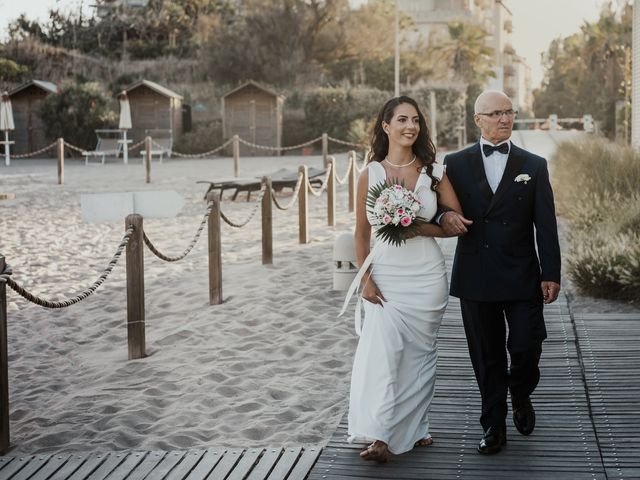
[413,173,466,238]
[355,170,386,305]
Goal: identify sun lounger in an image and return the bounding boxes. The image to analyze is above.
[140,129,173,163]
[197,167,326,201]
[82,131,123,165]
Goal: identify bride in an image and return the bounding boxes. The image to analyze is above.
[347,96,464,462]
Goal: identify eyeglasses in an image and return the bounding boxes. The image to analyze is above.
[476,109,518,119]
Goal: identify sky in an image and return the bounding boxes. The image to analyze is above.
[0,0,611,88]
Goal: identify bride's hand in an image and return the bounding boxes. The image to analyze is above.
[362,277,386,306]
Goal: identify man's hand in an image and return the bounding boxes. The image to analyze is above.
[440,211,473,237]
[541,281,560,304]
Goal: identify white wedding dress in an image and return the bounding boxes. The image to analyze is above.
[347,160,448,455]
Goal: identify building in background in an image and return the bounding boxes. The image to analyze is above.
[397,0,532,113]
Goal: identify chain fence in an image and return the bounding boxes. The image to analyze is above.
[1,226,134,309]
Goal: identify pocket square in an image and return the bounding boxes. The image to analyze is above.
[514,174,531,184]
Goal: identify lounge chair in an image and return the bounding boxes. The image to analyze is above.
[197,167,326,201]
[82,130,123,165]
[140,129,173,163]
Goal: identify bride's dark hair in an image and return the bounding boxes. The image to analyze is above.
[368,96,439,191]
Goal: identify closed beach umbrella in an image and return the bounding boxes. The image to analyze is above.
[118,91,132,164]
[1,92,15,166]
[118,91,132,130]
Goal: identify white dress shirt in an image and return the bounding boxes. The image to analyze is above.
[480,137,511,193]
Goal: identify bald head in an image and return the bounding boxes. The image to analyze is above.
[473,90,515,144]
[474,91,512,115]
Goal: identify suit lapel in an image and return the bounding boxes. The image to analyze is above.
[486,143,527,214]
[468,143,493,203]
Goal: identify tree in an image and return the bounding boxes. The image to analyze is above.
[38,81,117,149]
[205,0,349,87]
[533,2,632,139]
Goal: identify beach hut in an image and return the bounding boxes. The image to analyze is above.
[8,80,58,156]
[222,81,284,156]
[124,79,183,148]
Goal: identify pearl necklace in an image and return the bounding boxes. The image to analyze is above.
[384,155,416,168]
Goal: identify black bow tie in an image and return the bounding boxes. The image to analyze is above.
[483,143,509,156]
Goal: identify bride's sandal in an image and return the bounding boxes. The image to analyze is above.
[359,440,390,463]
[414,437,434,447]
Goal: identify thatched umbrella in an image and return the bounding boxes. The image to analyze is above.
[0,92,15,166]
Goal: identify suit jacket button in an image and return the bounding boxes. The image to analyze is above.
[483,218,489,224]
[502,220,508,225]
[483,243,489,248]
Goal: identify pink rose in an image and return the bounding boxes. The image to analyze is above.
[397,207,405,215]
[383,214,392,225]
[400,216,412,227]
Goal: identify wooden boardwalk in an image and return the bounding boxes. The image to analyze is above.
[0,447,321,480]
[308,242,640,479]
[2,239,639,479]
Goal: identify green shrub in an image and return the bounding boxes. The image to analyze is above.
[553,136,640,301]
[173,119,223,155]
[567,230,640,300]
[38,81,116,150]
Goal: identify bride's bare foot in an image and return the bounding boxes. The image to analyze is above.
[359,440,390,463]
[414,437,433,447]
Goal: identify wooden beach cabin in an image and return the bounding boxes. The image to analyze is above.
[124,80,183,149]
[8,80,58,156]
[222,81,284,156]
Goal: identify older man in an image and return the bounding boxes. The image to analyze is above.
[439,91,561,454]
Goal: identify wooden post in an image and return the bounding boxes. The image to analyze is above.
[348,151,358,213]
[298,165,309,244]
[144,136,152,184]
[321,133,329,169]
[233,134,240,178]
[125,214,146,360]
[56,138,64,185]
[261,177,273,265]
[207,193,222,305]
[0,255,9,453]
[327,157,335,227]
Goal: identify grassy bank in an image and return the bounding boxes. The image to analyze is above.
[552,137,640,302]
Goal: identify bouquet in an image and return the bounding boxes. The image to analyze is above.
[366,179,425,246]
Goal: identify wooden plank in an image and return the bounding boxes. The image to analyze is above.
[0,456,33,479]
[49,454,91,480]
[183,448,226,480]
[27,454,72,480]
[245,448,282,480]
[0,456,14,474]
[163,450,207,480]
[66,453,110,480]
[144,450,186,479]
[122,451,167,480]
[9,454,49,480]
[286,447,322,480]
[206,448,244,479]
[86,452,126,480]
[265,446,301,480]
[103,452,146,480]
[226,448,263,480]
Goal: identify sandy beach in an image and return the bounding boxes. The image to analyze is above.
[1,153,361,455]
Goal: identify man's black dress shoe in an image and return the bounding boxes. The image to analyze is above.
[512,397,535,435]
[477,425,506,454]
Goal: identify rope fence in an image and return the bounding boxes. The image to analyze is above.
[0,145,364,453]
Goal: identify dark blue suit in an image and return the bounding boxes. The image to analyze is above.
[444,141,561,430]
